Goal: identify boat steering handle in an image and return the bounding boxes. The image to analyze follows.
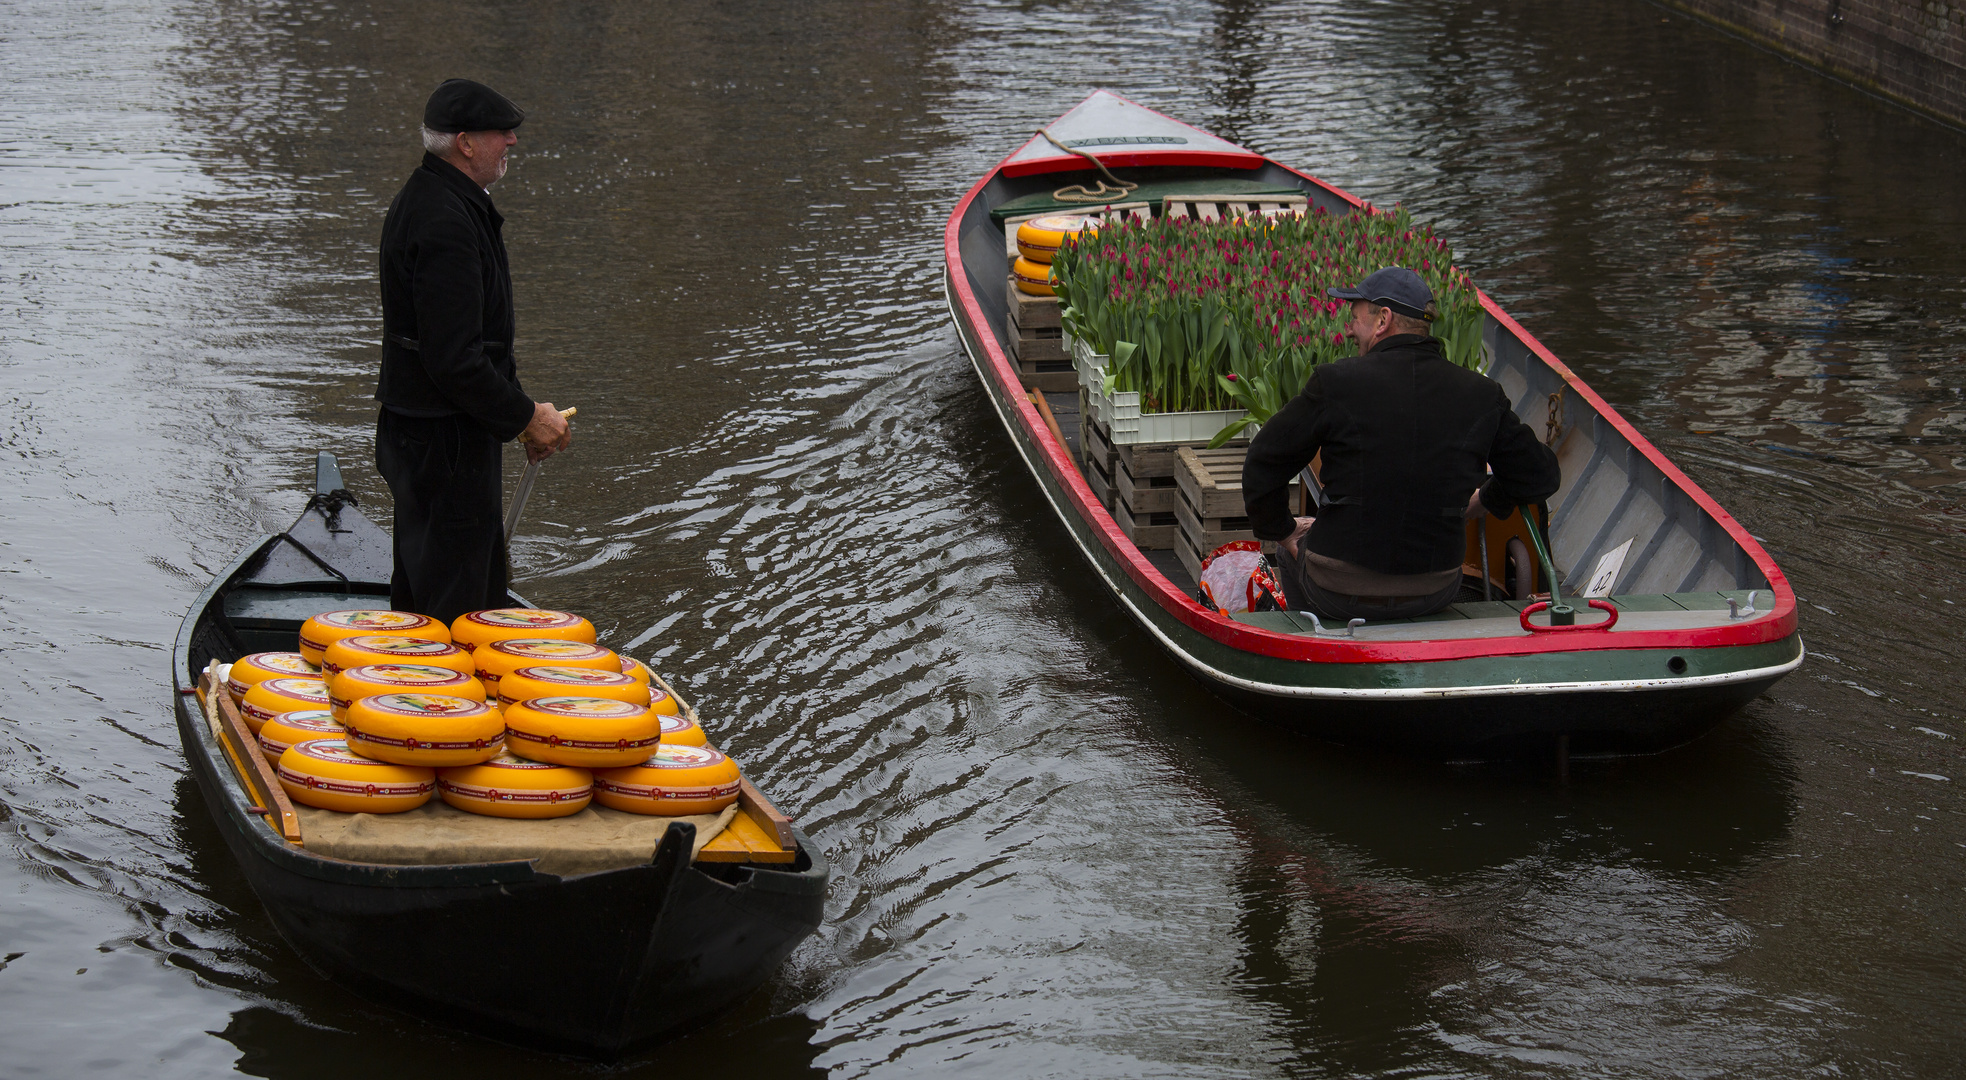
[1519,599,1620,633]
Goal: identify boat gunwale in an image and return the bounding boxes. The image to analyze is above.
[943,90,1798,667]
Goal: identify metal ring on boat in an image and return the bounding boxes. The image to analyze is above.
[1518,598,1620,633]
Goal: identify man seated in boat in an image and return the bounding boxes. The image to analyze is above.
[1241,267,1561,622]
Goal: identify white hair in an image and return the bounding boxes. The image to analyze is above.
[420,125,458,156]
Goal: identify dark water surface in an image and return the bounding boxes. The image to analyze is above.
[4,0,1964,1075]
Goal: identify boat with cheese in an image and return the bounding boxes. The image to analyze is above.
[170,452,828,1058]
[943,89,1804,757]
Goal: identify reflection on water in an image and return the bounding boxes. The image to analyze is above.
[2,0,1963,1075]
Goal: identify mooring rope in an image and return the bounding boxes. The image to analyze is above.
[1038,128,1140,203]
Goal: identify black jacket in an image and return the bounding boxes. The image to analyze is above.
[376,153,535,439]
[1242,334,1561,575]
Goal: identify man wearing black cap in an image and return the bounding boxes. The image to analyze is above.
[375,78,571,624]
[1241,267,1560,622]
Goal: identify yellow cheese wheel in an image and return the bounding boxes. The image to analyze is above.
[473,639,618,692]
[449,609,596,653]
[646,685,682,717]
[619,656,653,685]
[329,663,486,721]
[256,710,345,762]
[240,677,332,733]
[1015,213,1102,264]
[1011,255,1056,296]
[343,693,506,768]
[497,665,650,710]
[502,697,663,769]
[322,635,474,679]
[437,753,593,819]
[225,652,318,703]
[297,609,448,666]
[593,744,742,816]
[278,739,435,814]
[659,712,707,747]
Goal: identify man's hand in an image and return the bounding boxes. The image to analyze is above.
[1465,488,1488,521]
[1281,516,1316,560]
[521,402,572,463]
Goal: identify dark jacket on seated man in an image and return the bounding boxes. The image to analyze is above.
[1242,333,1561,619]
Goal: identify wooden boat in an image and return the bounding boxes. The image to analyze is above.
[170,453,828,1058]
[944,90,1804,758]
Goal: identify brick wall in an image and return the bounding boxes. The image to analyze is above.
[1659,0,1966,127]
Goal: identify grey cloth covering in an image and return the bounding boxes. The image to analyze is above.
[294,799,737,876]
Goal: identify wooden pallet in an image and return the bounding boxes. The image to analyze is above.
[1173,446,1296,580]
[1082,413,1118,479]
[1084,451,1115,511]
[1162,193,1309,222]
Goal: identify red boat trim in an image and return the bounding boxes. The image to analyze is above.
[1001,150,1264,178]
[944,104,1797,667]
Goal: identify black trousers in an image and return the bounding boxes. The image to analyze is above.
[1275,546,1462,624]
[374,409,510,625]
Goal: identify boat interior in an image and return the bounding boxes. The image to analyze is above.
[960,166,1776,643]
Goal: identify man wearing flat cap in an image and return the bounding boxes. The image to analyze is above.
[375,78,570,623]
[1241,266,1560,622]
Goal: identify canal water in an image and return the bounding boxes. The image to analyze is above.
[3,0,1963,1075]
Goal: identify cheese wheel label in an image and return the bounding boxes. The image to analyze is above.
[242,678,331,722]
[347,727,503,753]
[645,744,726,769]
[523,696,643,718]
[511,666,636,687]
[227,653,316,698]
[257,712,345,757]
[463,609,584,629]
[438,778,590,805]
[358,692,495,717]
[316,610,434,631]
[594,776,741,802]
[301,610,437,653]
[486,640,610,662]
[339,636,458,656]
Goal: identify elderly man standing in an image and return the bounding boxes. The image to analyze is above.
[375,78,570,623]
[1241,267,1560,623]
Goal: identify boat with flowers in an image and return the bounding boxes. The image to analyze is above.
[943,89,1803,757]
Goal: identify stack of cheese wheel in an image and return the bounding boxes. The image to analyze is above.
[322,634,475,680]
[659,712,708,748]
[278,739,435,813]
[328,663,487,722]
[257,710,345,762]
[437,753,592,819]
[1011,213,1102,297]
[594,744,741,816]
[226,652,317,705]
[502,696,661,769]
[343,693,505,767]
[241,677,332,733]
[473,639,618,694]
[449,608,595,654]
[298,609,449,667]
[496,665,650,710]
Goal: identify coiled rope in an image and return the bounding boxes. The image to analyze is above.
[1039,128,1140,203]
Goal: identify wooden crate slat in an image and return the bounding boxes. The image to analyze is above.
[1175,446,1298,520]
[1007,316,1069,364]
[1084,453,1115,510]
[1114,501,1179,550]
[1007,277,1062,330]
[1115,460,1179,515]
[1083,417,1118,477]
[1175,495,1258,553]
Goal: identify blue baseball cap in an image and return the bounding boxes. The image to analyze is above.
[1327,267,1434,321]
